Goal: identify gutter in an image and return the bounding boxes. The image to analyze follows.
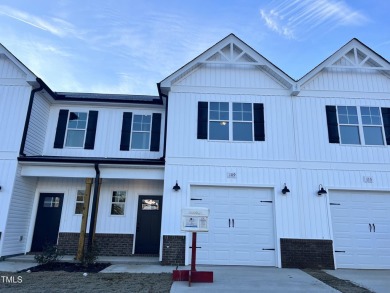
[19,78,56,156]
[87,163,100,251]
[157,82,169,159]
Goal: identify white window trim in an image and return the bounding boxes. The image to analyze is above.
[337,106,386,146]
[208,101,255,142]
[64,111,89,148]
[110,190,127,216]
[74,190,85,215]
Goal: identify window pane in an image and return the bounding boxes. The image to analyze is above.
[370,107,380,115]
[210,110,219,120]
[348,115,358,124]
[133,115,142,122]
[338,115,348,124]
[233,103,241,111]
[338,106,347,114]
[371,116,381,125]
[75,203,83,214]
[131,132,150,149]
[243,112,252,121]
[220,102,229,111]
[44,197,60,208]
[233,122,253,141]
[111,204,124,215]
[242,103,252,111]
[360,107,370,115]
[210,102,219,110]
[142,199,159,210]
[220,111,229,120]
[340,125,360,144]
[112,191,126,202]
[209,121,229,140]
[233,111,242,120]
[133,122,142,131]
[347,106,357,115]
[363,127,384,145]
[65,130,85,147]
[361,116,371,125]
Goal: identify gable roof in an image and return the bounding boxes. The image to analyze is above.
[159,34,296,95]
[0,43,38,85]
[298,38,390,87]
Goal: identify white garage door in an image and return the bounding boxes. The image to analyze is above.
[330,191,390,269]
[190,186,276,266]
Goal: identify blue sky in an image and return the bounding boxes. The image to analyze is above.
[0,0,389,95]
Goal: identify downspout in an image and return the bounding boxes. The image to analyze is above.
[19,78,57,156]
[157,83,169,159]
[19,81,43,156]
[87,163,100,251]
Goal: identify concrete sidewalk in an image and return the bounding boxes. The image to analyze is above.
[171,266,340,293]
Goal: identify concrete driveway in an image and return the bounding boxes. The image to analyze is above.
[326,269,389,293]
[171,266,340,293]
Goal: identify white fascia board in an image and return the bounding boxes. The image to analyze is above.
[21,165,95,178]
[100,167,164,180]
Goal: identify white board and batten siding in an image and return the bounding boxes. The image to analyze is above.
[166,92,296,162]
[330,190,390,269]
[33,178,163,235]
[43,106,165,159]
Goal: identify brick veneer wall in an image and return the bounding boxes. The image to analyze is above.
[161,235,185,266]
[280,238,335,269]
[57,233,134,256]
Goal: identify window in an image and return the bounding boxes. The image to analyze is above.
[208,102,255,141]
[65,112,88,147]
[209,102,229,140]
[43,196,60,208]
[131,115,151,149]
[141,199,160,210]
[111,191,126,215]
[337,106,360,144]
[361,107,384,145]
[336,106,385,145]
[233,103,253,141]
[75,190,85,214]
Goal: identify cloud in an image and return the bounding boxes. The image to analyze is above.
[260,0,368,39]
[0,5,83,39]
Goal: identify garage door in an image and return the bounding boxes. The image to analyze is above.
[330,191,390,269]
[190,186,276,266]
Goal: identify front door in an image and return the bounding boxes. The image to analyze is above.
[135,196,162,254]
[31,193,64,252]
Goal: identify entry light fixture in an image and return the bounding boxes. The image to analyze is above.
[173,181,181,192]
[317,184,327,196]
[282,183,290,195]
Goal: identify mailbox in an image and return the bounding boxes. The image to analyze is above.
[181,207,209,232]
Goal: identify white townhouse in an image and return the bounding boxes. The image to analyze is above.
[159,34,390,269]
[0,34,389,270]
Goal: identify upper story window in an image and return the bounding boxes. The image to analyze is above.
[326,105,387,146]
[120,112,162,152]
[54,109,98,150]
[198,101,264,142]
[65,112,88,147]
[131,115,151,149]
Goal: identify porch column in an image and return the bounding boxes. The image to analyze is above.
[76,178,93,261]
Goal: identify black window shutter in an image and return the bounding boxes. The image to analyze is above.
[150,113,162,152]
[53,109,69,149]
[120,112,132,151]
[84,111,99,150]
[253,103,265,141]
[325,105,340,143]
[381,108,390,145]
[197,102,208,139]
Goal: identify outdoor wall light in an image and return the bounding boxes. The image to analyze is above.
[173,181,181,192]
[317,184,327,196]
[282,183,290,194]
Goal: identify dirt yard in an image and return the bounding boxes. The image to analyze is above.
[0,271,173,292]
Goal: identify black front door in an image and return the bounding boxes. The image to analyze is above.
[135,195,162,254]
[31,193,64,252]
